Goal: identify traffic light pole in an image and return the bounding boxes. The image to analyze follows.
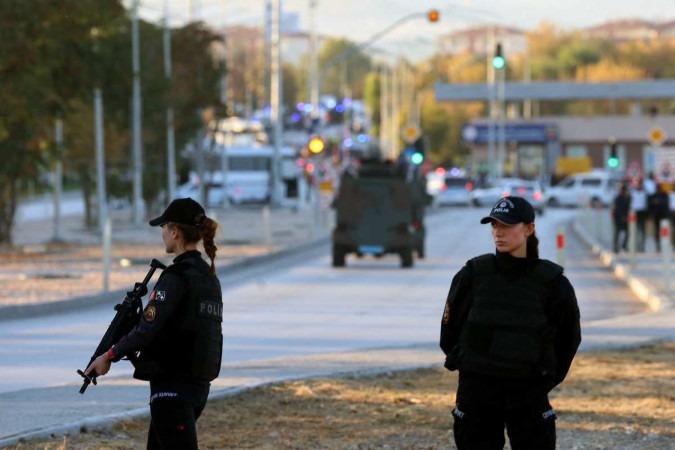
[270,0,283,206]
[316,10,440,136]
[497,62,506,178]
[486,29,496,181]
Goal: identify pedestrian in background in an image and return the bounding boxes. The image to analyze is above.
[611,183,631,253]
[630,178,648,252]
[85,197,223,450]
[440,196,581,450]
[648,184,670,252]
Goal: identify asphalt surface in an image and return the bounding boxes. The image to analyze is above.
[0,204,673,447]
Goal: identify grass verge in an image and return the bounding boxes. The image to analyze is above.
[4,342,674,450]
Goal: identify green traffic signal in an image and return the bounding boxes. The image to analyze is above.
[493,43,505,70]
[607,142,619,168]
[411,151,424,165]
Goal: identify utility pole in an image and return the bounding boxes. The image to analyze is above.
[497,55,506,178]
[379,66,391,158]
[131,0,144,224]
[94,89,107,234]
[270,0,283,205]
[309,0,319,127]
[163,0,176,202]
[219,0,230,208]
[486,27,496,181]
[264,0,272,111]
[52,117,64,242]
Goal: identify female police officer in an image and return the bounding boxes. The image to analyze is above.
[440,196,581,450]
[85,197,223,450]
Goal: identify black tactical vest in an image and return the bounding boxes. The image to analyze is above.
[458,254,562,378]
[136,258,223,382]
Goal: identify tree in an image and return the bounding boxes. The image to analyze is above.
[319,38,372,99]
[363,72,381,136]
[0,1,127,244]
[0,1,225,245]
[558,37,602,80]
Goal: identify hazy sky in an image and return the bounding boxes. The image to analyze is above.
[135,0,673,60]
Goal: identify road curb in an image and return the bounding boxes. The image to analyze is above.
[572,218,671,312]
[0,235,331,322]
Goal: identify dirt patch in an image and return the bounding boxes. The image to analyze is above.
[4,342,674,450]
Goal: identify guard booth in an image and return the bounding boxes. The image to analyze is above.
[461,122,560,180]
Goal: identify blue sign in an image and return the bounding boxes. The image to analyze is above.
[462,123,558,144]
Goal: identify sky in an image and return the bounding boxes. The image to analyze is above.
[131,0,673,61]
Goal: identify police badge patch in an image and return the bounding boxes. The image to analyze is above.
[144,305,157,322]
[149,290,166,302]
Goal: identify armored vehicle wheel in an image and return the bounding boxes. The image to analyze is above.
[332,244,346,267]
[400,248,414,268]
[416,242,425,259]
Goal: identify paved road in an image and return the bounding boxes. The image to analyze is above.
[0,206,672,447]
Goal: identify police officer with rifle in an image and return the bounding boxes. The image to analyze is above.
[82,198,223,450]
[440,197,581,450]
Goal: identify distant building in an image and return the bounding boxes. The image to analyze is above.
[658,20,675,39]
[461,115,675,181]
[436,24,527,56]
[582,19,660,42]
[435,19,675,59]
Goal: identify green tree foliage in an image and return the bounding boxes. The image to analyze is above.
[412,21,675,167]
[319,38,372,99]
[0,0,125,243]
[0,1,224,244]
[363,72,381,135]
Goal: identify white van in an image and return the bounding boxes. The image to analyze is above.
[546,170,622,207]
[177,145,301,206]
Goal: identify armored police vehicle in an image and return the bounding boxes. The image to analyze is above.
[331,160,429,268]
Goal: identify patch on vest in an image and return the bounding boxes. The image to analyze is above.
[149,290,165,302]
[144,304,157,322]
[198,300,222,321]
[442,302,451,325]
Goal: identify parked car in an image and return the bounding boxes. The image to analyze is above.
[175,181,226,208]
[435,175,474,206]
[471,178,546,215]
[546,170,621,207]
[425,169,446,198]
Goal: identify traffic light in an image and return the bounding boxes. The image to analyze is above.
[411,137,426,165]
[427,9,440,23]
[607,142,619,169]
[492,42,505,70]
[308,136,325,155]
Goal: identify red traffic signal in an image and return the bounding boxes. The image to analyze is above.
[427,9,440,23]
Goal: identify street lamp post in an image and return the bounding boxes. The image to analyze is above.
[270,0,283,206]
[309,0,319,126]
[131,0,144,224]
[316,9,440,139]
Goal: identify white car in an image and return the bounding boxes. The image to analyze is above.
[546,171,621,207]
[435,176,474,206]
[471,178,547,215]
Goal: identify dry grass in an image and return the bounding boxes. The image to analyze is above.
[4,342,674,450]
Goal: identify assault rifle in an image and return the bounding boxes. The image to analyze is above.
[77,258,166,394]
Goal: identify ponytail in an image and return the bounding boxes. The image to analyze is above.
[527,230,539,259]
[175,214,219,276]
[199,216,218,276]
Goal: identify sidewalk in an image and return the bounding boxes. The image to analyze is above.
[0,206,673,447]
[573,212,675,351]
[0,204,334,320]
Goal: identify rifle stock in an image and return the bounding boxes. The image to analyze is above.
[77,258,166,394]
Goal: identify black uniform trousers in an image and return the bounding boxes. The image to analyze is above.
[451,373,556,450]
[147,378,210,450]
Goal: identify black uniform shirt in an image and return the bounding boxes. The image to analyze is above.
[111,251,202,360]
[440,251,582,390]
